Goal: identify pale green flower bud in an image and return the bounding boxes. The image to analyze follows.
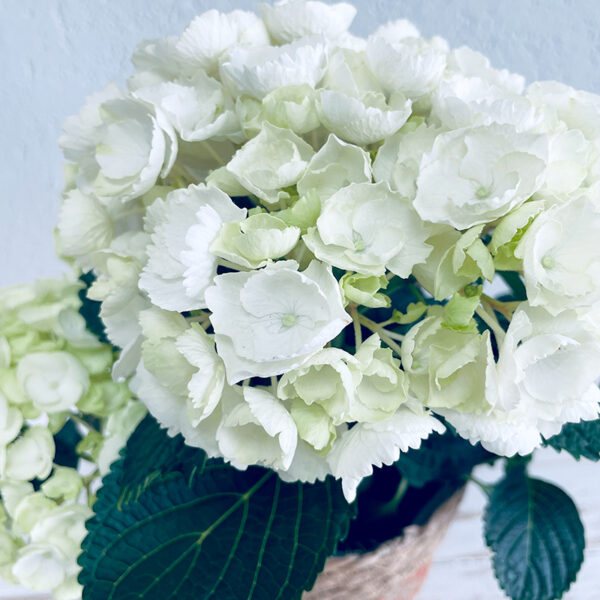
[340,272,390,308]
[17,351,90,413]
[0,529,17,567]
[41,467,83,501]
[0,480,33,518]
[13,493,57,534]
[77,378,131,416]
[273,189,321,234]
[4,427,55,481]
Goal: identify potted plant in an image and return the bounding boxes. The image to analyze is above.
[2,2,600,599]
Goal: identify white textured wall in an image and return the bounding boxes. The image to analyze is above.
[1,2,600,599]
[2,0,600,286]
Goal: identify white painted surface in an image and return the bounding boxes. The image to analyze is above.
[3,0,600,287]
[2,1,600,598]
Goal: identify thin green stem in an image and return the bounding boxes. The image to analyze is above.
[202,141,226,166]
[469,475,495,497]
[358,315,403,356]
[349,305,362,347]
[475,305,506,345]
[69,414,100,435]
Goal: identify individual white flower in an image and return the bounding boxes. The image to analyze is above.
[517,195,600,315]
[278,347,358,425]
[0,393,22,446]
[303,181,431,277]
[220,37,328,99]
[210,213,300,269]
[134,73,243,143]
[527,80,600,140]
[327,409,445,501]
[366,24,448,98]
[431,75,541,132]
[259,0,356,43]
[445,304,600,455]
[373,120,440,200]
[447,46,525,94]
[317,89,412,145]
[17,352,89,413]
[205,260,351,383]
[414,124,548,229]
[30,504,92,560]
[260,84,320,134]
[540,130,594,196]
[60,83,177,203]
[40,467,83,501]
[139,184,246,312]
[217,386,298,471]
[225,122,314,205]
[56,190,113,269]
[401,313,493,411]
[175,324,225,425]
[0,480,33,518]
[13,493,57,534]
[176,9,269,75]
[12,544,70,592]
[129,36,184,87]
[297,134,372,201]
[4,427,55,481]
[350,334,410,423]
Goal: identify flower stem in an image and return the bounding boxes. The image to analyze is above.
[69,414,100,435]
[475,304,506,345]
[349,305,362,346]
[480,294,521,319]
[358,314,403,356]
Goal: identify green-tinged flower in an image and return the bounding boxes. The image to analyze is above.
[278,348,358,425]
[13,493,57,534]
[348,334,410,423]
[41,468,83,502]
[211,213,300,268]
[401,314,492,412]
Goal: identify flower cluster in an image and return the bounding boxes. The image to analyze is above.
[0,278,145,598]
[57,0,600,502]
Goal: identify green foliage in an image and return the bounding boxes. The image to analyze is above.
[80,415,354,600]
[544,418,600,461]
[484,466,584,600]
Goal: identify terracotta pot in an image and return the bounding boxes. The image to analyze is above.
[304,487,465,600]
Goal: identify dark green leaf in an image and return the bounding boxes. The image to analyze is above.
[80,415,354,600]
[484,468,584,600]
[544,418,600,461]
[396,428,496,488]
[498,270,527,301]
[53,419,83,469]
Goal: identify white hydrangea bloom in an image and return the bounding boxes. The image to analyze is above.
[139,184,246,312]
[176,9,270,75]
[259,0,356,43]
[225,122,315,204]
[205,260,351,383]
[17,352,89,413]
[373,121,440,199]
[0,394,22,446]
[303,181,431,277]
[60,83,177,203]
[517,195,600,315]
[297,134,372,201]
[134,73,243,143]
[217,386,298,471]
[366,23,448,98]
[220,37,328,99]
[3,427,55,482]
[12,544,71,592]
[445,304,600,456]
[327,409,445,501]
[317,89,412,145]
[414,124,548,229]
